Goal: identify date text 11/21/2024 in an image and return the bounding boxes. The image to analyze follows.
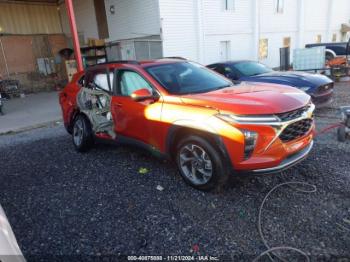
[127,255,219,261]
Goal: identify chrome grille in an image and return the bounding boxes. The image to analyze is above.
[276,106,310,122]
[279,119,313,142]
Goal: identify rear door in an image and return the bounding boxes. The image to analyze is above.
[77,67,116,137]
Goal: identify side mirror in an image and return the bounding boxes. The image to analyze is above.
[131,88,155,102]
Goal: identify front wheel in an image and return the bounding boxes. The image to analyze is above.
[176,135,229,191]
[72,114,93,152]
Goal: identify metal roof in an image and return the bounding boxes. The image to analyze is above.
[0,1,62,34]
[1,0,59,3]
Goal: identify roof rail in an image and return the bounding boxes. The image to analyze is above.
[95,60,140,66]
[161,56,187,60]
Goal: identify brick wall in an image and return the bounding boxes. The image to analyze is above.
[0,34,69,93]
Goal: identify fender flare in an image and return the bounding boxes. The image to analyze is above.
[165,121,231,167]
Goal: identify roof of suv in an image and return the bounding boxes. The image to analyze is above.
[87,58,186,71]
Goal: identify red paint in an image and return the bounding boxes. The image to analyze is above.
[59,71,83,130]
[65,0,83,72]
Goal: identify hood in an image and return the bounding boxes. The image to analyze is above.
[242,71,332,88]
[180,82,310,115]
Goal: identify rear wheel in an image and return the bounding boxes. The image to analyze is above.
[337,126,347,142]
[176,135,229,191]
[72,115,93,152]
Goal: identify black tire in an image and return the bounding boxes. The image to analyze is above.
[72,114,94,152]
[337,126,347,142]
[175,135,229,191]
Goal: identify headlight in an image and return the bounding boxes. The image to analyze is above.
[216,114,279,124]
[299,86,311,92]
[241,129,258,159]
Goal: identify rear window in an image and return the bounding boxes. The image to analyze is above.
[233,62,273,77]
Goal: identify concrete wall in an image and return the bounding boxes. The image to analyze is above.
[159,0,199,61]
[258,0,299,66]
[0,35,68,92]
[157,0,350,67]
[104,0,161,41]
[202,0,254,64]
[59,0,99,43]
[56,0,350,67]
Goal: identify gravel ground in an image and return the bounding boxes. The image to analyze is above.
[0,83,349,262]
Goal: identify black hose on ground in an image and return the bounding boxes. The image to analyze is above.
[254,181,317,262]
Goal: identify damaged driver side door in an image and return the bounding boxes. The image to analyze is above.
[76,68,116,139]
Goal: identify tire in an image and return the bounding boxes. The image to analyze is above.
[72,114,94,152]
[337,126,347,142]
[175,135,229,191]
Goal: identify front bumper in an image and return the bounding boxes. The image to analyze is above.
[218,104,315,174]
[250,140,313,174]
[311,87,334,106]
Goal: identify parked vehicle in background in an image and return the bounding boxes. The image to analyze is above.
[207,60,334,106]
[60,59,315,191]
[305,42,349,61]
[0,205,25,262]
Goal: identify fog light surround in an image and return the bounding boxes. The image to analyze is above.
[242,129,258,159]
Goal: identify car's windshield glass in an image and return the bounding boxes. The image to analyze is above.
[233,62,273,77]
[145,62,232,94]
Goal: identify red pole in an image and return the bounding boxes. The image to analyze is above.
[65,0,84,72]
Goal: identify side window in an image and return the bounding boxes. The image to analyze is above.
[93,72,114,92]
[215,65,226,75]
[223,66,232,74]
[119,71,152,96]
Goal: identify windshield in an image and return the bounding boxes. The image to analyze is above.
[145,62,232,94]
[233,61,273,77]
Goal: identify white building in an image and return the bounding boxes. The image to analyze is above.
[59,0,350,67]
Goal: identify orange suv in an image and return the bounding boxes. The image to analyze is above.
[59,59,315,190]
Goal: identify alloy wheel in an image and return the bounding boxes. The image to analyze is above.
[73,118,84,146]
[179,144,213,185]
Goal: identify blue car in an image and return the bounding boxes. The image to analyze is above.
[207,60,334,106]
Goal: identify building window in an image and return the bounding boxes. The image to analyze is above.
[283,37,291,47]
[316,35,322,43]
[276,0,284,13]
[222,0,234,11]
[332,34,337,42]
[259,39,268,60]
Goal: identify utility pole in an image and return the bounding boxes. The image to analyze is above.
[65,0,83,72]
